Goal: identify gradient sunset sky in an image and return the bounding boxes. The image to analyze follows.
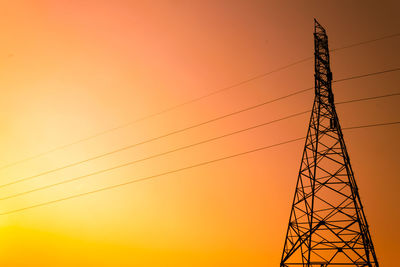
[0,1,399,266]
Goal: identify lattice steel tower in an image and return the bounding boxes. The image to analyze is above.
[280,20,379,266]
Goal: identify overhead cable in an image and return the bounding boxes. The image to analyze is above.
[1,33,398,171]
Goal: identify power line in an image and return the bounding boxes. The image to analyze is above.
[0,68,398,189]
[343,121,400,130]
[0,111,310,201]
[0,58,310,171]
[1,121,399,216]
[330,32,400,52]
[1,138,306,215]
[333,68,400,83]
[2,91,399,200]
[335,92,400,105]
[0,87,313,189]
[1,33,398,171]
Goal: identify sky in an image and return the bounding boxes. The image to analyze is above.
[0,0,399,266]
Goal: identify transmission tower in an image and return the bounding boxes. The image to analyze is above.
[280,20,379,266]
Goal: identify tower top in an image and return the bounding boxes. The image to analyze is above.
[314,18,326,34]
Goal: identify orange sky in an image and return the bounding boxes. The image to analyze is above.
[0,1,399,266]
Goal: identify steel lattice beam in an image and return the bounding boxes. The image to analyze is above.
[280,19,379,267]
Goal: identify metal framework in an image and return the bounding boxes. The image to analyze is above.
[280,20,379,267]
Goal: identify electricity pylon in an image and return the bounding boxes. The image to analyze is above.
[280,20,379,266]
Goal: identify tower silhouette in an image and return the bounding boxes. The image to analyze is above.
[280,20,379,266]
